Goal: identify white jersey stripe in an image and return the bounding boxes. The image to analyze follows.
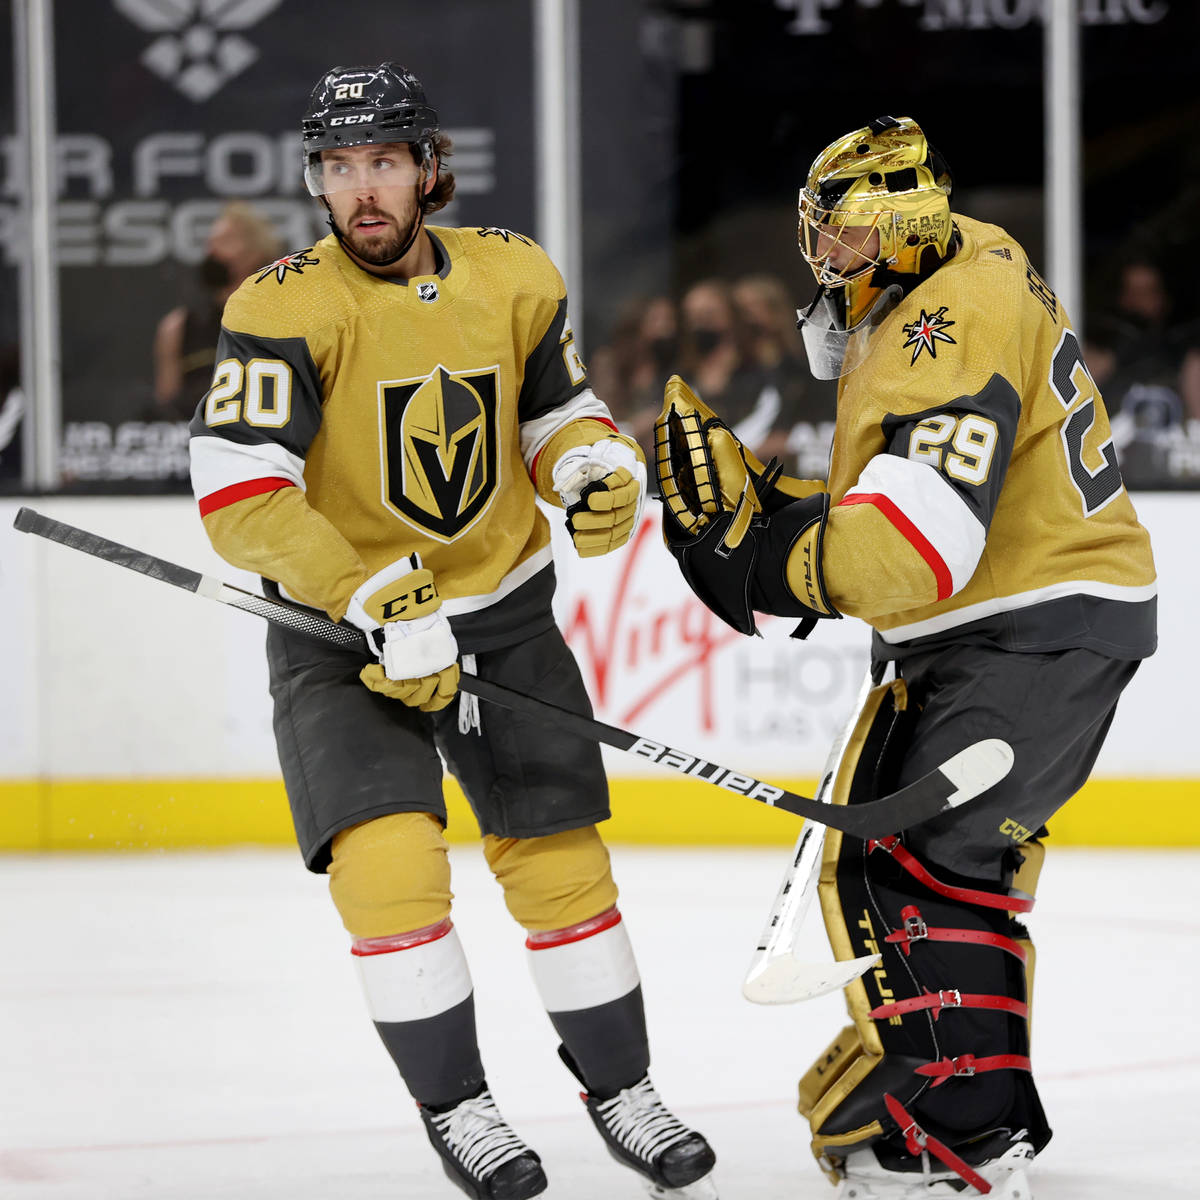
[189,434,307,502]
[843,454,986,597]
[520,387,615,473]
[441,544,554,617]
[879,577,1160,644]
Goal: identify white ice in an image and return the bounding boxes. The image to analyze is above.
[2,845,1197,1199]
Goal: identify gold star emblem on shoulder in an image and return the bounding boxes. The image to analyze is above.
[255,249,320,285]
[901,306,957,363]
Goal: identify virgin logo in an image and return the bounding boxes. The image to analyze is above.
[561,513,746,733]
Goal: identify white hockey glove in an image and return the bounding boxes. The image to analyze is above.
[552,432,647,558]
[344,555,460,712]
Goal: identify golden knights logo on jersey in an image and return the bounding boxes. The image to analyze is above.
[380,365,500,540]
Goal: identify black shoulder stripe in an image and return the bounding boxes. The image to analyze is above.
[517,296,588,423]
[186,327,324,461]
[881,373,1020,530]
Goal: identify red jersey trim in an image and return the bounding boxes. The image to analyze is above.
[837,491,953,601]
[197,477,295,518]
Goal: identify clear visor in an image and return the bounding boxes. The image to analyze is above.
[304,147,422,197]
[798,197,890,288]
[797,284,903,381]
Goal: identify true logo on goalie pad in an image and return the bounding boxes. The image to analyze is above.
[629,738,785,802]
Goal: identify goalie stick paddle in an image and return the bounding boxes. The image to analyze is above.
[742,668,879,1006]
[12,506,1014,838]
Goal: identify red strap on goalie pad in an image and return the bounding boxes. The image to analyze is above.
[869,837,1034,914]
[883,1093,992,1194]
[869,988,1028,1022]
[914,1053,1033,1089]
[885,904,1029,963]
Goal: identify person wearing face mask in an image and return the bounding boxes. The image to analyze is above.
[590,295,681,464]
[152,202,285,421]
[678,278,794,465]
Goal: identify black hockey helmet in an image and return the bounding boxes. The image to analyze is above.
[301,63,439,196]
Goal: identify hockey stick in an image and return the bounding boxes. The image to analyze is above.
[12,506,1013,838]
[742,668,879,1005]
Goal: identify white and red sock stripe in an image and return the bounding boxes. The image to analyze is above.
[526,907,640,1013]
[352,918,473,1023]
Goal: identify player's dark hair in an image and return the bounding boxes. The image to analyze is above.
[414,132,456,214]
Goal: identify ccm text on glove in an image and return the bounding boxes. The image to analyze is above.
[343,556,460,712]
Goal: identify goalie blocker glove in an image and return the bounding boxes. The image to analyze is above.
[344,554,461,712]
[654,375,839,638]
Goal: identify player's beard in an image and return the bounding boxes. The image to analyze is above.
[340,190,423,265]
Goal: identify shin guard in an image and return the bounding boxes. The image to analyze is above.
[801,681,1050,1186]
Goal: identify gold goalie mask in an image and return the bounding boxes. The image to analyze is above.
[797,115,954,379]
[654,376,839,637]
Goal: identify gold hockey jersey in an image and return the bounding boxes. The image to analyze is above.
[189,226,616,651]
[819,214,1156,659]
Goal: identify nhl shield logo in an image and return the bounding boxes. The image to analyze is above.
[380,366,500,540]
[416,281,440,303]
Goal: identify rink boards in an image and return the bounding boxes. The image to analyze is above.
[0,495,1193,850]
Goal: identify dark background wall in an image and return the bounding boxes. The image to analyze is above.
[2,0,1198,487]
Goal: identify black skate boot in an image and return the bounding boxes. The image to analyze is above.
[581,1074,718,1199]
[417,1085,547,1200]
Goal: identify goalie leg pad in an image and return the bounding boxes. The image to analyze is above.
[803,683,1050,1183]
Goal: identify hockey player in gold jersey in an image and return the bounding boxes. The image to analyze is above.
[189,63,716,1200]
[655,116,1156,1199]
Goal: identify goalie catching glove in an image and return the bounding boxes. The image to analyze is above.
[654,374,840,637]
[550,430,647,558]
[344,555,460,712]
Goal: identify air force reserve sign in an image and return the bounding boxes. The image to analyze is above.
[380,365,500,540]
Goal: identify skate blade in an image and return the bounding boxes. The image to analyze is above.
[643,1173,719,1200]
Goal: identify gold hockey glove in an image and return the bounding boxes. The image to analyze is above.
[551,431,647,557]
[344,555,460,712]
[654,375,840,636]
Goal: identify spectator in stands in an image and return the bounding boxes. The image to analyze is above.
[152,202,285,421]
[677,278,792,463]
[1180,347,1200,423]
[588,294,679,466]
[733,273,837,478]
[1098,257,1184,413]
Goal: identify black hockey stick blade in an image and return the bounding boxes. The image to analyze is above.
[13,507,1013,837]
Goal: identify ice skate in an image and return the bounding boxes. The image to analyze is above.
[580,1074,717,1199]
[835,1134,1034,1199]
[418,1086,548,1200]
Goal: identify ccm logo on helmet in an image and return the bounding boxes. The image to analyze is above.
[329,114,374,126]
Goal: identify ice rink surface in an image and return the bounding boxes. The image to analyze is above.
[2,844,1197,1199]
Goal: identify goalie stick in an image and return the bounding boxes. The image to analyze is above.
[742,668,879,1005]
[12,506,1013,838]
